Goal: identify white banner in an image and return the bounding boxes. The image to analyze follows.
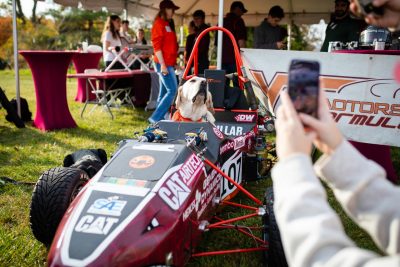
[241,49,400,147]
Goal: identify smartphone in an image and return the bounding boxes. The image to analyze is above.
[288,60,320,118]
[354,0,384,16]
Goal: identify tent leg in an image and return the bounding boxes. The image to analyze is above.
[12,0,21,117]
[216,0,224,70]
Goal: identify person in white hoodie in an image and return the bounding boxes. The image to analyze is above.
[271,90,400,267]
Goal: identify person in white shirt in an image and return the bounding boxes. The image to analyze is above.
[101,15,122,68]
[120,20,135,45]
[271,90,400,267]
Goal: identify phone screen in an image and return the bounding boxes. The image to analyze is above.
[288,60,320,118]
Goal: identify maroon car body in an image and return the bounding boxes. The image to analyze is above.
[48,116,259,266]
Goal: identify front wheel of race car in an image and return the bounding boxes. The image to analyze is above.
[30,167,89,247]
[262,187,288,267]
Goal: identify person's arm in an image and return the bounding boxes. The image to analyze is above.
[151,19,168,75]
[198,31,210,57]
[350,0,400,28]
[236,18,247,48]
[314,141,400,255]
[272,154,386,267]
[103,31,112,51]
[298,90,400,256]
[272,91,400,266]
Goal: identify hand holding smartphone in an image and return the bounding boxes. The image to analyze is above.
[353,0,385,16]
[288,60,320,119]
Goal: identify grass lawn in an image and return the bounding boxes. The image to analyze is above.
[0,69,398,266]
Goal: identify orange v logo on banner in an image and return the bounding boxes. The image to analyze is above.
[249,69,362,108]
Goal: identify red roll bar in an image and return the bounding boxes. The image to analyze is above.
[182,26,258,110]
[183,26,243,81]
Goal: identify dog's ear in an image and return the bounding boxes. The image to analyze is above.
[206,91,215,114]
[175,86,183,109]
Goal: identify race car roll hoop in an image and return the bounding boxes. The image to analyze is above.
[182,26,258,111]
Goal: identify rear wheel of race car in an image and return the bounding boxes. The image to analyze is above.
[30,167,89,247]
[262,187,288,267]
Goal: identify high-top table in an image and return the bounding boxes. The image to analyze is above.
[19,50,77,131]
[71,52,103,102]
[334,49,399,183]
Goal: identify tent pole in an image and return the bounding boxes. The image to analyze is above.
[216,0,223,69]
[12,0,21,117]
[287,23,291,51]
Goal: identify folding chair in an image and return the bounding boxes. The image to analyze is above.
[80,69,135,120]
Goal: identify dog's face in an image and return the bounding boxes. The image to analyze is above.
[175,77,215,122]
[181,77,209,104]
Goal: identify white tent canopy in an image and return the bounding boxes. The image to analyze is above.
[52,0,333,26]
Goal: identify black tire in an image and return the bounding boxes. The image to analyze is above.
[30,167,89,247]
[262,187,288,267]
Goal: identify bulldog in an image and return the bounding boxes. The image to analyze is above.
[172,76,215,123]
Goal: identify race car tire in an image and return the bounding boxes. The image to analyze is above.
[30,167,89,247]
[262,187,288,267]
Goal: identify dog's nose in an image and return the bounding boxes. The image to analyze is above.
[200,81,207,91]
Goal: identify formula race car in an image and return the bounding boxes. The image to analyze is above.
[29,27,286,266]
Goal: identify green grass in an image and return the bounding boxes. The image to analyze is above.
[0,69,398,266]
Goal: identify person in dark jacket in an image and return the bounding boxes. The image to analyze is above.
[184,20,196,73]
[192,9,210,74]
[254,5,287,50]
[220,1,248,87]
[321,0,363,52]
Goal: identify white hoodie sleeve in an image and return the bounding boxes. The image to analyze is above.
[271,142,400,267]
[314,140,400,255]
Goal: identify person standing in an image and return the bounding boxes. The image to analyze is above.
[120,20,135,45]
[220,1,248,87]
[184,20,197,72]
[192,9,210,74]
[321,0,363,52]
[149,0,180,124]
[101,15,122,69]
[254,5,287,50]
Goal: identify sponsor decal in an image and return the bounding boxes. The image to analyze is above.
[234,114,256,122]
[219,140,234,155]
[159,155,204,210]
[328,99,400,129]
[104,177,147,187]
[212,127,224,139]
[206,78,223,84]
[234,136,245,150]
[129,155,155,169]
[220,151,242,200]
[178,154,203,186]
[159,173,191,211]
[75,215,119,235]
[87,197,127,216]
[183,168,222,221]
[220,131,255,155]
[216,125,243,136]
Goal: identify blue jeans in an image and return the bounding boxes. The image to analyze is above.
[148,63,177,123]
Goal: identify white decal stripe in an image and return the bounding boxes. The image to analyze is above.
[131,144,175,152]
[94,183,149,196]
